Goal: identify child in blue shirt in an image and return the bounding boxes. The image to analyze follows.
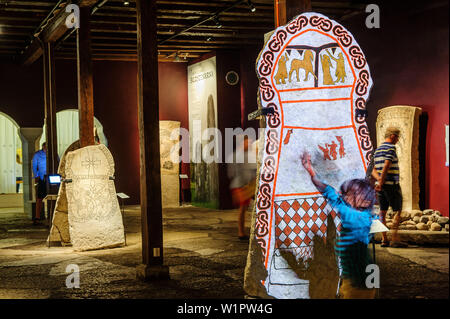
[301,151,377,298]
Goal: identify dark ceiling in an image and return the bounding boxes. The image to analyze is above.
[0,0,368,63]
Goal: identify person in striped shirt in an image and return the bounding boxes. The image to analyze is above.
[301,151,377,298]
[371,127,406,248]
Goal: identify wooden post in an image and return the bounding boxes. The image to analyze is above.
[42,42,58,177]
[275,0,311,27]
[77,6,95,147]
[135,0,169,280]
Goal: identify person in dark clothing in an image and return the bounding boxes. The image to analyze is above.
[32,142,47,225]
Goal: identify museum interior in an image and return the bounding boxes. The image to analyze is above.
[0,0,448,300]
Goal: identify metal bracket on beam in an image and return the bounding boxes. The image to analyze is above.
[248,107,275,121]
[355,109,369,118]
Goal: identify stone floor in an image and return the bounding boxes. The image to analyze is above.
[0,206,448,299]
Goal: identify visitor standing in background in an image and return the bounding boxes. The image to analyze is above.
[32,142,47,225]
[15,149,23,193]
[227,135,257,240]
[372,127,407,248]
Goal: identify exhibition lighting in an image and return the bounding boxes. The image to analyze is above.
[247,0,256,12]
[159,0,249,46]
[213,16,222,28]
[123,1,130,6]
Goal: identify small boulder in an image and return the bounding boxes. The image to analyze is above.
[386,222,394,229]
[406,220,416,226]
[430,214,439,223]
[410,210,422,219]
[406,224,417,231]
[399,211,410,222]
[419,215,430,224]
[437,216,449,225]
[430,223,442,231]
[434,211,441,216]
[422,209,434,215]
[413,216,420,224]
[398,225,407,230]
[416,223,429,231]
[427,220,433,227]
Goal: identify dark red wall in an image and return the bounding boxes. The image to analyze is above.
[0,59,189,205]
[344,2,449,215]
[158,62,190,191]
[216,51,244,209]
[0,60,44,127]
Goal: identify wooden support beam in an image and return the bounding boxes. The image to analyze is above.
[135,0,169,280]
[21,36,43,66]
[42,42,58,177]
[77,6,95,147]
[275,0,311,27]
[40,6,71,43]
[79,0,98,7]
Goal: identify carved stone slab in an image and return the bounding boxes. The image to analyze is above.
[160,120,180,208]
[376,106,422,211]
[47,140,81,246]
[244,12,374,299]
[65,144,125,251]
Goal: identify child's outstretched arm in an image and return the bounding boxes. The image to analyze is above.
[301,151,327,192]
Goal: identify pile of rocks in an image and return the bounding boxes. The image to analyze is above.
[382,208,449,232]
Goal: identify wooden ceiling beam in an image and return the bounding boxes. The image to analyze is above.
[155,0,273,9]
[79,0,99,7]
[0,28,31,36]
[5,1,56,6]
[17,1,71,65]
[20,38,43,66]
[39,6,72,42]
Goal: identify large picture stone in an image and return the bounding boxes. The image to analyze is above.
[160,120,180,208]
[244,12,374,299]
[376,106,422,211]
[47,140,81,246]
[65,144,125,251]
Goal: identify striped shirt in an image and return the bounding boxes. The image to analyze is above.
[373,142,399,184]
[322,185,375,287]
[323,185,376,288]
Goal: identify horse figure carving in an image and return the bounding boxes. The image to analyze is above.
[289,50,317,82]
[274,55,289,84]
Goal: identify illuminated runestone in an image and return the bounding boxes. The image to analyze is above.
[47,140,81,246]
[244,12,374,299]
[160,120,180,208]
[376,106,422,211]
[65,144,125,251]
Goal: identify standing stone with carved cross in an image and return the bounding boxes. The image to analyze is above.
[64,144,125,251]
[376,106,422,211]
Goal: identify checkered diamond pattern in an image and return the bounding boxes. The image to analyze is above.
[275,197,341,250]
